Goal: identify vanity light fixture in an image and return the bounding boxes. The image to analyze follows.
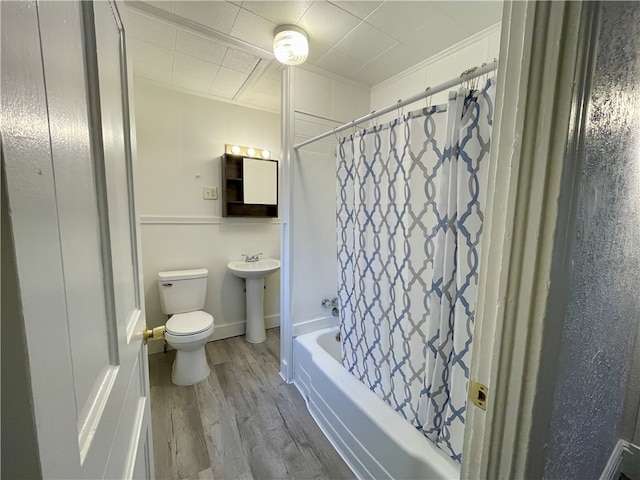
[273,25,308,65]
[225,144,271,159]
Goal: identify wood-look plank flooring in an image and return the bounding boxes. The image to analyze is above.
[149,328,355,480]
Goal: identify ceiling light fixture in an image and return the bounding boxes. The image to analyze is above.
[273,25,309,66]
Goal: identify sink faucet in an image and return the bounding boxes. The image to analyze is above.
[241,253,262,262]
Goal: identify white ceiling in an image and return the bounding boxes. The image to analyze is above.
[125,0,502,112]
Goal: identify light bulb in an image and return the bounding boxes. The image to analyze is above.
[261,150,270,159]
[247,148,255,157]
[231,145,240,154]
[273,26,308,66]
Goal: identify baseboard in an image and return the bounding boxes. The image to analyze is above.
[210,314,280,341]
[148,315,280,356]
[292,316,338,337]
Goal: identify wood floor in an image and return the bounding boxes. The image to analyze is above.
[149,328,355,480]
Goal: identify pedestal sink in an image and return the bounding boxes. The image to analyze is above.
[227,258,280,343]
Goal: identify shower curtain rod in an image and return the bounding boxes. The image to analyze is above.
[293,59,498,150]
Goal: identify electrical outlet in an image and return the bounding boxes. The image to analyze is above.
[203,186,218,200]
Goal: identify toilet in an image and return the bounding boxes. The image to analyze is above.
[157,268,214,386]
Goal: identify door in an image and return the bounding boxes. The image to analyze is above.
[1,1,153,478]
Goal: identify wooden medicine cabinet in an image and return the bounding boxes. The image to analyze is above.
[221,154,278,217]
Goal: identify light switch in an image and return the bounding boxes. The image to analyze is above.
[203,186,218,200]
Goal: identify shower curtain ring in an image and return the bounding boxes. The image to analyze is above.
[424,86,432,110]
[332,126,339,143]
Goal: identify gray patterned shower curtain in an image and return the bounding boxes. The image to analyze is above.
[336,78,496,462]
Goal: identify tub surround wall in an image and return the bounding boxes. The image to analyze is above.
[134,81,281,354]
[289,69,370,331]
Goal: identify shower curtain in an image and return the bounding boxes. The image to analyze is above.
[337,78,496,462]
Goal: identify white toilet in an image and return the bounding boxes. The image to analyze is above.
[157,268,215,386]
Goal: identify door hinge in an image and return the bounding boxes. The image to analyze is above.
[469,380,488,411]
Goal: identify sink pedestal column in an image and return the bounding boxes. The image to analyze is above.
[245,277,266,343]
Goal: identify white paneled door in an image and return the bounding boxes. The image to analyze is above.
[2,1,153,478]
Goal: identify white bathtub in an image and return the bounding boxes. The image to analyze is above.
[294,326,460,480]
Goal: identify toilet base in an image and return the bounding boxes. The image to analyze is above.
[171,347,210,386]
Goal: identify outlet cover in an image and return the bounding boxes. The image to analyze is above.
[203,186,218,200]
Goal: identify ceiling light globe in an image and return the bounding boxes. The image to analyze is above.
[273,25,308,66]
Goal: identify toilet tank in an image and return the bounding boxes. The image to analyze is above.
[157,268,208,314]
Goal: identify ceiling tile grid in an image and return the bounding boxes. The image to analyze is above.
[126,0,502,111]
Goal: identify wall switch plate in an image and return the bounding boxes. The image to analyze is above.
[203,186,218,200]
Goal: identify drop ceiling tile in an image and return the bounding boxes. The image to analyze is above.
[174,29,227,65]
[334,22,396,64]
[365,1,451,41]
[173,1,240,34]
[131,38,173,68]
[172,73,213,93]
[433,1,503,35]
[230,8,276,52]
[347,60,394,87]
[209,83,239,99]
[305,40,334,65]
[127,10,176,49]
[133,61,172,83]
[173,52,220,79]
[328,1,383,20]
[139,1,175,14]
[316,48,366,78]
[240,1,312,25]
[222,48,260,74]
[352,43,423,86]
[297,2,360,48]
[403,19,470,59]
[214,66,248,88]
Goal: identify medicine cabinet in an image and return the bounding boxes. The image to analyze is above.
[221,154,278,217]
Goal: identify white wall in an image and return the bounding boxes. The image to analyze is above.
[371,25,501,122]
[133,80,281,354]
[289,68,370,332]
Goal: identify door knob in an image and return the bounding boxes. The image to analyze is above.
[143,325,165,345]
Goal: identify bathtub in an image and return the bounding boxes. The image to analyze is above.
[294,326,460,480]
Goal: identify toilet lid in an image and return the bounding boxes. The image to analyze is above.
[166,311,214,336]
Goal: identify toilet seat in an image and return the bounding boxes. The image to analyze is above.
[166,311,214,336]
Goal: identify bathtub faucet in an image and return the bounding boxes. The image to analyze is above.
[241,253,263,262]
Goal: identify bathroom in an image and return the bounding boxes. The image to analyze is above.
[2,1,640,479]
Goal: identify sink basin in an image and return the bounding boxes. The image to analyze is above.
[227,258,280,279]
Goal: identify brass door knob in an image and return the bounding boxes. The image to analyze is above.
[143,325,165,345]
